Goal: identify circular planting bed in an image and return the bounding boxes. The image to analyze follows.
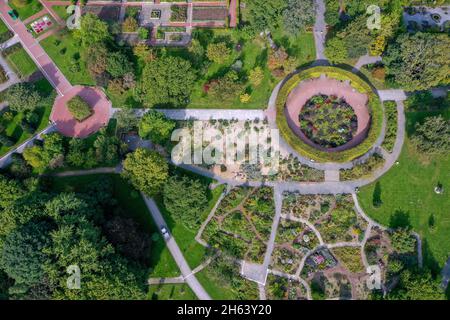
[299,94,358,149]
[276,66,383,163]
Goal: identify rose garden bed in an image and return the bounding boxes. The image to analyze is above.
[299,94,357,148]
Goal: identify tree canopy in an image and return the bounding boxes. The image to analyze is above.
[122,148,169,196]
[137,56,196,108]
[138,110,176,145]
[384,32,450,91]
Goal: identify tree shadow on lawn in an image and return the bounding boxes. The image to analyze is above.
[422,238,441,277]
[389,210,412,229]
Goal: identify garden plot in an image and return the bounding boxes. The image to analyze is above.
[192,7,228,22]
[270,219,320,274]
[82,6,120,24]
[175,119,324,182]
[282,193,367,244]
[265,274,308,300]
[202,187,275,264]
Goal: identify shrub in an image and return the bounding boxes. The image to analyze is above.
[122,17,138,32]
[206,42,231,63]
[67,95,92,122]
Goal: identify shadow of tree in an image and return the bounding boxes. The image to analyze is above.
[422,238,440,276]
[372,181,382,207]
[389,210,411,229]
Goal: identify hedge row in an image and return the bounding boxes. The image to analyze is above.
[276,66,383,163]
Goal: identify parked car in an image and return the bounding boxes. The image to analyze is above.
[161,226,170,240]
[8,10,18,21]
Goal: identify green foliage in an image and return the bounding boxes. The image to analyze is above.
[208,71,243,101]
[115,108,139,132]
[384,32,450,91]
[340,153,385,181]
[206,42,231,63]
[23,133,64,171]
[106,51,134,78]
[122,148,169,197]
[138,110,176,145]
[382,101,398,152]
[137,56,196,108]
[390,228,417,254]
[388,270,445,300]
[5,83,43,113]
[410,116,450,155]
[163,175,208,230]
[325,37,348,65]
[245,0,287,32]
[0,175,26,209]
[248,67,264,87]
[282,0,315,35]
[74,13,111,47]
[67,95,92,122]
[1,221,52,285]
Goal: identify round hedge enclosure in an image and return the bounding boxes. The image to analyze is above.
[276,66,383,163]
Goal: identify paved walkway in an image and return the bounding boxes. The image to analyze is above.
[142,196,211,300]
[353,55,382,71]
[114,108,266,121]
[378,89,407,102]
[313,0,327,62]
[51,86,112,138]
[0,124,56,168]
[0,2,73,96]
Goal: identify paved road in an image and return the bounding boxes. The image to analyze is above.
[142,196,212,300]
[113,108,266,121]
[353,55,382,71]
[0,1,73,96]
[313,0,327,61]
[378,89,407,101]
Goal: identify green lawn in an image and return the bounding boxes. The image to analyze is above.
[51,5,72,21]
[50,174,181,278]
[358,110,450,272]
[0,19,9,34]
[147,284,197,300]
[195,261,259,300]
[40,32,95,86]
[0,78,54,157]
[8,0,43,20]
[5,46,38,78]
[154,169,225,269]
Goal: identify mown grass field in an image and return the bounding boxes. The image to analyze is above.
[5,46,38,78]
[358,109,450,271]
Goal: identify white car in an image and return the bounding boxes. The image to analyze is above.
[161,226,170,240]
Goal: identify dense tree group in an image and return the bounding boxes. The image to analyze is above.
[0,176,150,299]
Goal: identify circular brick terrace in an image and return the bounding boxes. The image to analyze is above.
[51,86,112,138]
[285,76,371,152]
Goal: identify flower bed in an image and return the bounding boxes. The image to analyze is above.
[192,7,228,21]
[299,94,357,148]
[276,66,383,163]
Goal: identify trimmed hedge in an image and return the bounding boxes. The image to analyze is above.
[276,66,383,163]
[67,95,92,122]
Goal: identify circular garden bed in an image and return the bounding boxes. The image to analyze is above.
[276,66,383,163]
[299,94,358,149]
